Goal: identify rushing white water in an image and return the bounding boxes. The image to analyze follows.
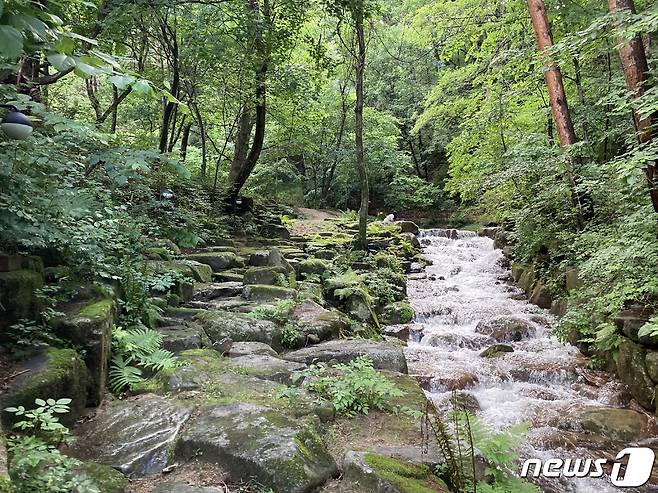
[404,230,657,493]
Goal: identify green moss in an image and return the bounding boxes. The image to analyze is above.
[77,298,115,319]
[364,453,449,493]
[0,270,44,326]
[0,349,88,428]
[243,285,296,302]
[77,462,127,493]
[144,247,172,260]
[298,259,329,276]
[164,306,206,318]
[0,477,14,493]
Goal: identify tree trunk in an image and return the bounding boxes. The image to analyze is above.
[355,2,369,251]
[527,0,585,229]
[608,0,658,212]
[226,0,269,204]
[180,123,192,161]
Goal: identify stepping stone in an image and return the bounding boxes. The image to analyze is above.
[186,252,245,272]
[176,403,338,493]
[228,341,278,357]
[195,311,282,350]
[228,354,306,384]
[67,395,193,477]
[193,282,244,301]
[283,339,408,373]
[159,325,207,353]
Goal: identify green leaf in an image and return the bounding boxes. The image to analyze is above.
[131,79,154,97]
[0,25,23,58]
[48,53,76,71]
[35,399,46,406]
[109,74,136,91]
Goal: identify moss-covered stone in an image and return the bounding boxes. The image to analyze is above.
[242,284,296,302]
[298,259,329,278]
[0,269,43,330]
[616,337,656,410]
[175,403,337,493]
[0,349,89,428]
[76,462,127,493]
[144,247,173,261]
[194,311,282,350]
[243,266,288,286]
[185,252,245,272]
[381,302,414,325]
[54,299,116,405]
[345,452,448,493]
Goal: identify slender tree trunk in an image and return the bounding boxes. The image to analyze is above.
[355,2,369,250]
[608,0,658,212]
[527,0,585,229]
[111,85,118,133]
[572,57,589,143]
[226,0,269,204]
[180,123,192,161]
[323,78,349,198]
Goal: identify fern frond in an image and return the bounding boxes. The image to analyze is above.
[140,349,179,371]
[109,355,144,392]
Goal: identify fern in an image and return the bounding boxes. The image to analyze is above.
[109,355,144,392]
[140,349,179,371]
[113,326,162,359]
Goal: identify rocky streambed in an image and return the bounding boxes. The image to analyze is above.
[405,229,658,492]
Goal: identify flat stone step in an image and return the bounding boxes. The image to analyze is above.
[192,282,244,301]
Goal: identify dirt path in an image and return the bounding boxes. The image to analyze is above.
[291,208,341,236]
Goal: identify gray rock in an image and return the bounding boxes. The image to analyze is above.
[68,395,193,477]
[244,266,288,286]
[195,311,282,350]
[529,282,552,309]
[193,282,244,301]
[646,351,658,383]
[397,221,420,235]
[176,404,338,493]
[228,355,306,385]
[267,248,294,275]
[615,305,655,346]
[283,339,408,373]
[382,325,410,343]
[298,259,329,278]
[186,252,245,272]
[228,341,278,357]
[567,407,654,443]
[242,285,296,302]
[291,300,350,345]
[248,250,271,266]
[474,316,535,343]
[159,326,207,353]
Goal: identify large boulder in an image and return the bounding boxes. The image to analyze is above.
[193,282,244,301]
[176,403,337,493]
[159,325,208,353]
[185,252,245,272]
[267,248,295,275]
[291,300,350,344]
[616,337,656,410]
[615,305,655,346]
[244,266,288,286]
[54,298,116,405]
[0,269,43,330]
[646,351,658,383]
[67,395,193,477]
[474,316,534,343]
[298,259,329,279]
[283,339,408,373]
[195,311,282,350]
[228,341,278,358]
[529,282,552,309]
[0,348,88,428]
[343,451,448,493]
[148,259,212,283]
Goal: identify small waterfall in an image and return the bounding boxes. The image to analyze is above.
[405,230,653,493]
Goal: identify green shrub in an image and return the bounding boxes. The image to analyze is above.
[296,356,404,416]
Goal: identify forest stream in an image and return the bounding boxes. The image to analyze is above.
[405,230,658,493]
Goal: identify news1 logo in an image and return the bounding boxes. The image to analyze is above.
[521,448,655,487]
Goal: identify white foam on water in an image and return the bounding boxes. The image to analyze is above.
[405,229,654,492]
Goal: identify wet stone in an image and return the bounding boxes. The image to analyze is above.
[67,395,193,477]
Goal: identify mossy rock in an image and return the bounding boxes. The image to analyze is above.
[242,284,296,302]
[0,348,89,428]
[616,337,656,410]
[54,298,116,405]
[195,311,283,350]
[344,452,449,493]
[175,403,337,493]
[243,266,288,286]
[185,252,245,272]
[144,247,173,261]
[298,259,329,278]
[76,462,127,493]
[0,269,43,330]
[381,302,414,325]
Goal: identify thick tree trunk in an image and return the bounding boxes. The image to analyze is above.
[527,0,585,229]
[355,3,369,251]
[608,0,658,213]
